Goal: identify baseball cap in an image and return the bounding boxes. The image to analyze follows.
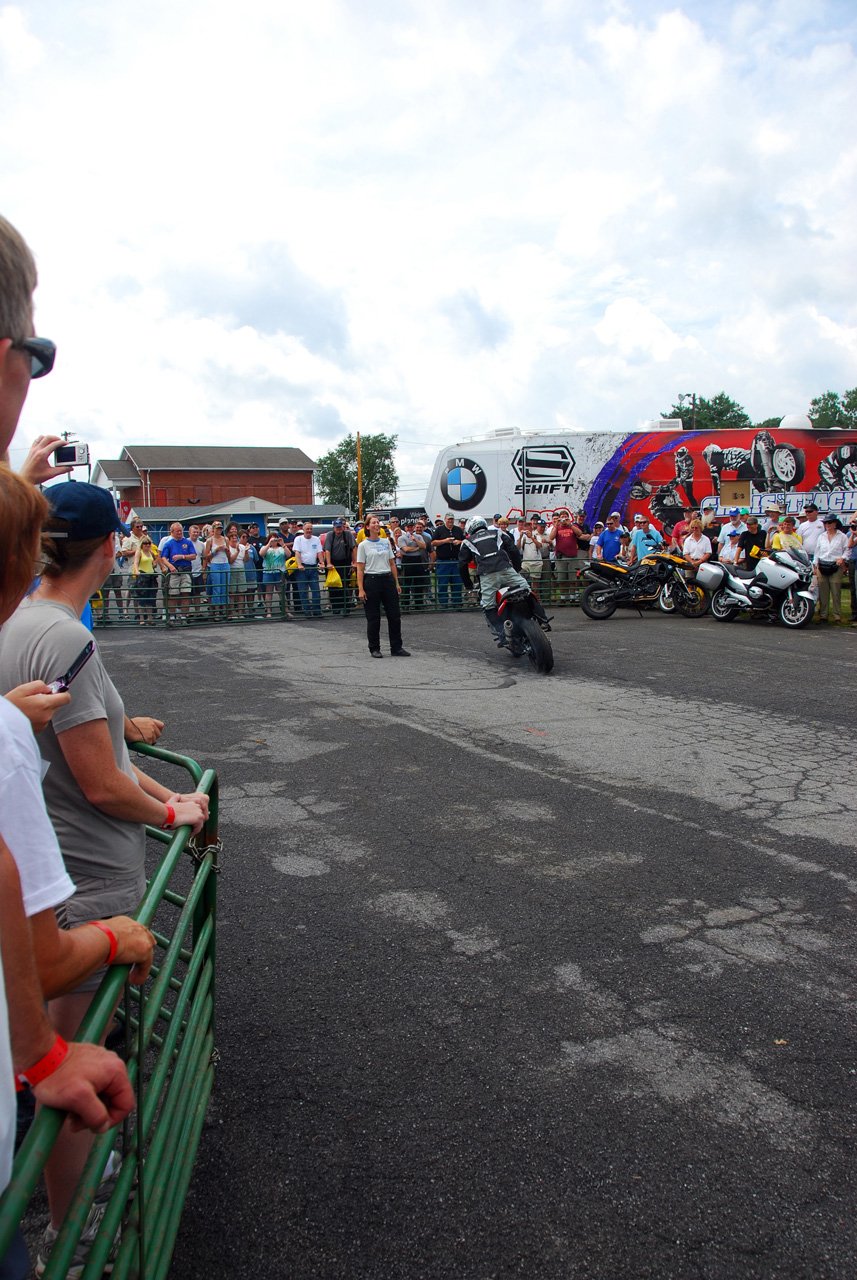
[728,528,741,536]
[822,513,839,524]
[333,518,343,527]
[608,511,622,520]
[493,513,502,521]
[45,481,129,539]
[728,507,741,516]
[804,502,818,512]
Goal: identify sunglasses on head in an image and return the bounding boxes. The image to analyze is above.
[12,336,56,378]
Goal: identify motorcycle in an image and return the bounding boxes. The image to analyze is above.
[696,546,815,628]
[580,551,710,620]
[493,584,554,674]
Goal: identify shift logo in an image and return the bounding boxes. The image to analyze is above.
[441,457,487,510]
[511,445,576,496]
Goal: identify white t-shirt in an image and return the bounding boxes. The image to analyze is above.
[799,519,825,556]
[190,539,205,574]
[0,951,12,1201]
[293,534,323,566]
[357,537,396,574]
[0,696,74,916]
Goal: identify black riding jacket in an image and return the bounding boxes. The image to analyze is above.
[458,528,522,588]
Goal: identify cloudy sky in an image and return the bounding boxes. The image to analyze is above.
[2,0,855,503]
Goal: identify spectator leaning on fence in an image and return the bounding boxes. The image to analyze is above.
[159,522,196,625]
[431,513,465,608]
[324,518,357,616]
[293,521,324,617]
[0,481,208,1262]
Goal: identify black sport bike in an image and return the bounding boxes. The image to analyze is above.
[495,585,554,673]
[580,551,710,620]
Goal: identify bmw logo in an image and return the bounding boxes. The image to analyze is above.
[441,456,487,510]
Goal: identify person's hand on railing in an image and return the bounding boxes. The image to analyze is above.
[98,915,157,984]
[31,1043,135,1134]
[168,799,207,835]
[4,681,71,733]
[168,790,210,822]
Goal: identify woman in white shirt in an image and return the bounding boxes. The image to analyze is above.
[682,521,712,577]
[356,516,409,658]
[813,515,849,624]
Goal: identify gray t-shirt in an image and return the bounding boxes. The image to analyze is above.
[0,599,145,881]
[357,538,396,574]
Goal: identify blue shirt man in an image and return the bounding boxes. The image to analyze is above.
[631,517,663,561]
[160,524,196,571]
[596,513,623,563]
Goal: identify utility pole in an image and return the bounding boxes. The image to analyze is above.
[356,433,363,519]
[678,393,697,431]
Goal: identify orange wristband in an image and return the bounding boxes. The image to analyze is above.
[17,1033,69,1087]
[162,803,176,829]
[90,920,118,964]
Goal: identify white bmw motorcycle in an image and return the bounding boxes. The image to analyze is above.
[696,546,815,628]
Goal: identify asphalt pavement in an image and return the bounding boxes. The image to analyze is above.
[99,605,857,1280]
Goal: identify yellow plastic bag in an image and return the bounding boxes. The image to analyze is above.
[325,567,343,589]
[285,556,298,576]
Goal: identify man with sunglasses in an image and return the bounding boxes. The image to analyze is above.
[0,213,140,1280]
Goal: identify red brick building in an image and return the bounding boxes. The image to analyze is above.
[92,445,317,509]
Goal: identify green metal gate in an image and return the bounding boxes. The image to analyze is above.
[0,743,219,1280]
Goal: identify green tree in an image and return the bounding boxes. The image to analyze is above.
[808,388,857,430]
[660,392,752,431]
[314,432,399,512]
[752,417,782,432]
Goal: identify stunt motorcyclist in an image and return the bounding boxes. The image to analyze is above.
[458,517,549,647]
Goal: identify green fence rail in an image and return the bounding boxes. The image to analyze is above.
[0,743,220,1280]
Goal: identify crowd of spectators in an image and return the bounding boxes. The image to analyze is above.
[87,500,857,628]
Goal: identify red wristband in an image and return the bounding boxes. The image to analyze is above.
[90,921,118,964]
[162,803,175,829]
[17,1034,69,1087]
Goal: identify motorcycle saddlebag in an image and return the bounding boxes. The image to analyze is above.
[754,558,795,590]
[695,562,725,590]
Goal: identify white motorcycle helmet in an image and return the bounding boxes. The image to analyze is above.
[466,517,488,536]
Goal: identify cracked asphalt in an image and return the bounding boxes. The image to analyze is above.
[98,605,857,1280]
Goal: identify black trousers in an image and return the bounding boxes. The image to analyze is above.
[363,573,402,652]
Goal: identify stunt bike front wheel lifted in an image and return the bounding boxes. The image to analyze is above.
[580,583,618,620]
[516,617,554,674]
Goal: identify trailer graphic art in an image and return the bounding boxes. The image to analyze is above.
[583,430,857,530]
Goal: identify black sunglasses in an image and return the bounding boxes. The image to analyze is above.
[12,336,56,379]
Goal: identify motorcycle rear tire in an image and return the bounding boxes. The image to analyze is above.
[517,617,554,674]
[581,583,618,620]
[675,584,711,618]
[710,588,738,622]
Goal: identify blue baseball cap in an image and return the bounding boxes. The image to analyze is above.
[333,518,343,527]
[45,481,129,539]
[728,507,741,516]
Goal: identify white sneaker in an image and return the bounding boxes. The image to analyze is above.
[36,1200,120,1278]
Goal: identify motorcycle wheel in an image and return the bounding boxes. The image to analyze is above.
[580,583,618,620]
[516,617,554,673]
[779,594,812,629]
[675,584,711,618]
[710,588,738,622]
[771,444,806,488]
[658,582,676,613]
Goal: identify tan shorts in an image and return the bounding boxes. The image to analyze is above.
[56,869,147,993]
[168,572,192,596]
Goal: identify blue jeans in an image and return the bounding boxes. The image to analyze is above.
[296,566,321,616]
[435,560,462,607]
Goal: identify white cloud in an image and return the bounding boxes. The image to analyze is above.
[0,5,42,71]
[3,0,856,490]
